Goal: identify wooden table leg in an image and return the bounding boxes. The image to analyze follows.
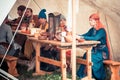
[36,42,40,73]
[85,47,92,80]
[60,49,67,80]
[32,42,41,76]
[110,65,120,80]
[7,60,19,77]
[35,43,41,73]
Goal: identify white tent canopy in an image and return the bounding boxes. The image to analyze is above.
[3,0,120,61]
[0,0,16,25]
[0,0,120,80]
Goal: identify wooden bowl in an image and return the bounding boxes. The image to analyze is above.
[38,35,47,40]
[64,36,72,43]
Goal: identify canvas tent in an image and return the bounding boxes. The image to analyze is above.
[0,0,120,79]
[7,0,120,61]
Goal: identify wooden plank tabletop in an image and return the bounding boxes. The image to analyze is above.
[28,36,100,47]
[12,30,34,36]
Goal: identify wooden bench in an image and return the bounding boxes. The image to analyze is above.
[67,53,120,80]
[103,60,120,80]
[0,54,19,77]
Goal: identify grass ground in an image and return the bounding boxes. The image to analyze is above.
[16,64,80,80]
[0,62,111,80]
[0,62,79,80]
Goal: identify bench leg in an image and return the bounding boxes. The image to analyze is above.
[110,65,120,80]
[7,60,19,77]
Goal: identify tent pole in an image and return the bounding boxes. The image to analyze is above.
[71,0,77,80]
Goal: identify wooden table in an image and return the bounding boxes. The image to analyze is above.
[28,37,100,80]
[12,30,34,36]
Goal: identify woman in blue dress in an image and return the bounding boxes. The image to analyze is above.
[77,13,111,80]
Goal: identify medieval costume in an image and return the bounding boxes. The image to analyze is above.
[0,23,18,56]
[77,13,110,80]
[24,9,49,59]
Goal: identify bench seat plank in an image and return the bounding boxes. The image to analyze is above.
[0,54,19,77]
[103,60,120,80]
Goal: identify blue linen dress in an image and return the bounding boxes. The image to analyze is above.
[77,27,109,80]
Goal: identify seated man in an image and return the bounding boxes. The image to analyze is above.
[26,9,52,71]
[6,5,26,30]
[11,5,27,54]
[0,16,19,56]
[12,5,26,26]
[22,8,39,28]
[24,8,49,60]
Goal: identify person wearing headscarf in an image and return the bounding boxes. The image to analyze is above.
[23,9,48,60]
[77,13,110,80]
[26,9,49,71]
[38,9,48,32]
[59,14,67,32]
[55,14,72,41]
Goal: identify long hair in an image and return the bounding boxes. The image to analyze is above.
[89,13,111,59]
